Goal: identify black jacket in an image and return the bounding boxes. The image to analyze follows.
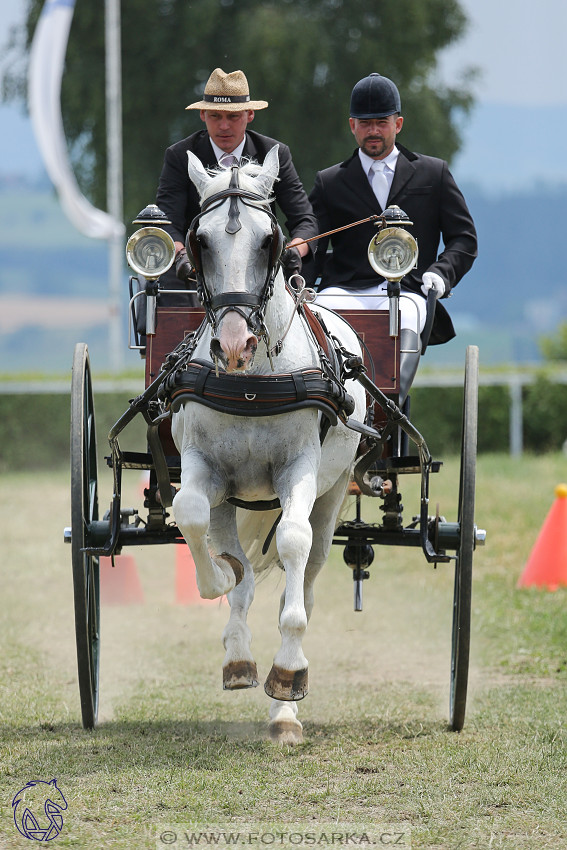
[156,128,317,247]
[307,145,478,344]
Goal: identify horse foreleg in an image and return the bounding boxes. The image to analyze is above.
[264,461,317,701]
[208,504,259,690]
[173,459,243,600]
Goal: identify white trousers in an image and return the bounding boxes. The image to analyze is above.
[315,283,427,335]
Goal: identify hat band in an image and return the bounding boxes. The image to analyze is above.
[203,94,251,104]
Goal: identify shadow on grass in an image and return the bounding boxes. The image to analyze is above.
[1,713,452,771]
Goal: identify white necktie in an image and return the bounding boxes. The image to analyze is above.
[370,161,389,209]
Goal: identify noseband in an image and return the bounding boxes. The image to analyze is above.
[186,165,284,338]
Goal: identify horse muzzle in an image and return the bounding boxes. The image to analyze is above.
[211,310,258,372]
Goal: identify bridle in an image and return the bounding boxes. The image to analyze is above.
[185,165,285,341]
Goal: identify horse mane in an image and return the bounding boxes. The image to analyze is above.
[200,158,277,206]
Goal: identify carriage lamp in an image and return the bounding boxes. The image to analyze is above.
[126,226,176,281]
[126,206,177,338]
[367,205,418,338]
[132,204,172,226]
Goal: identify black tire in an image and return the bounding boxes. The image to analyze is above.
[449,345,478,731]
[70,343,100,729]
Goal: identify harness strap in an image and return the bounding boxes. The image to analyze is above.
[160,359,356,426]
[210,293,262,310]
[194,362,210,396]
[302,303,334,362]
[291,371,308,402]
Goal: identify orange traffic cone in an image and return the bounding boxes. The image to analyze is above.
[100,555,145,604]
[517,484,567,591]
[174,545,227,606]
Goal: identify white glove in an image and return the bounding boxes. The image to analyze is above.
[421,272,445,299]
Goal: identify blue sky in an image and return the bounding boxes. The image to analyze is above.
[1,0,566,192]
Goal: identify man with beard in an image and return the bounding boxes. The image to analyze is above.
[307,72,477,401]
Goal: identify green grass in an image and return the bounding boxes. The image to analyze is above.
[2,455,567,848]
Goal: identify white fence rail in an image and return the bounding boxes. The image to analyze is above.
[413,370,567,456]
[2,370,567,456]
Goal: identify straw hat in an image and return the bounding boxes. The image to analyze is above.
[186,68,268,111]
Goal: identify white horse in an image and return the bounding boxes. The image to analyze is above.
[170,146,365,743]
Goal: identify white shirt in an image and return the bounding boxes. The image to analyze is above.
[210,137,246,166]
[359,146,400,198]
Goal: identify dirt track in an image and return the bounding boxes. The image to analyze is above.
[1,470,463,731]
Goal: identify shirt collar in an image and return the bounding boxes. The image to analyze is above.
[359,146,400,176]
[210,136,247,165]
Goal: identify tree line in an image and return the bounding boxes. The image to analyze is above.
[3,0,475,226]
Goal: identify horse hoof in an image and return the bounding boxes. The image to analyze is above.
[264,665,308,701]
[268,719,303,745]
[219,552,244,586]
[223,660,259,690]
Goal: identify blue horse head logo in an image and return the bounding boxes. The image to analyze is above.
[12,778,68,842]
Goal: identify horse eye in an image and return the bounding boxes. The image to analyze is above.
[261,235,272,251]
[199,236,208,250]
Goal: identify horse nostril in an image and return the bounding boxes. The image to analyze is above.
[210,338,224,361]
[245,335,258,356]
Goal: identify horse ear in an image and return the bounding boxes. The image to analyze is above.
[254,145,280,197]
[187,151,213,198]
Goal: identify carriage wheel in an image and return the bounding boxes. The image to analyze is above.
[449,345,478,731]
[70,343,100,729]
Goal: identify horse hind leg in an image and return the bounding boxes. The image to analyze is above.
[268,699,303,745]
[208,504,259,690]
[222,585,259,691]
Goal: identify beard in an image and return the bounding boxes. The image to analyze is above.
[360,137,388,158]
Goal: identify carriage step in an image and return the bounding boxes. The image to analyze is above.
[105,451,181,471]
[370,456,442,475]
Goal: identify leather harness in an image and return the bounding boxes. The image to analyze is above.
[161,358,355,429]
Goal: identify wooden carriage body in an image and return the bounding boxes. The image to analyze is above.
[143,303,400,455]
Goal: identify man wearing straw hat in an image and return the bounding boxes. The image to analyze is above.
[156,68,317,288]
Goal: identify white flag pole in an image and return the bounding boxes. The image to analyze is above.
[105,0,124,371]
[29,0,125,240]
[29,0,125,371]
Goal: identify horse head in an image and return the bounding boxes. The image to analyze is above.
[186,146,283,372]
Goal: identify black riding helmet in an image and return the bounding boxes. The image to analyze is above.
[350,73,401,119]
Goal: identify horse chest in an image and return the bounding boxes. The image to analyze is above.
[180,410,320,496]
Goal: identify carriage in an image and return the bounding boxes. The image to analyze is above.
[65,150,485,741]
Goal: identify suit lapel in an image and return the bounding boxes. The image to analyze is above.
[242,133,259,162]
[389,152,416,205]
[192,132,219,169]
[340,154,380,213]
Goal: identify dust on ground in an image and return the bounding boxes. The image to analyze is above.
[3,472,484,731]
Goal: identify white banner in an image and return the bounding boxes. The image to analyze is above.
[28,0,124,240]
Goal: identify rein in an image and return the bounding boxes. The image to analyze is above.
[285,213,384,250]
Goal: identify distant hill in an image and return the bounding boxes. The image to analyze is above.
[449,103,567,195]
[1,176,566,372]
